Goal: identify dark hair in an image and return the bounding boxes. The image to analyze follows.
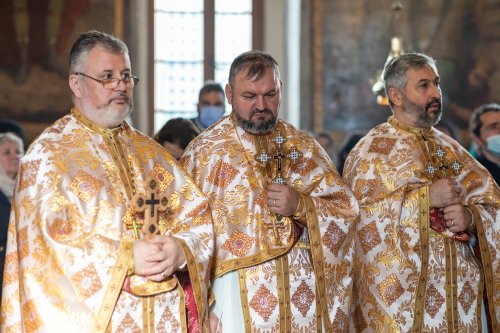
[383,53,437,107]
[469,103,500,137]
[338,133,365,174]
[228,50,280,88]
[69,30,128,74]
[154,118,200,149]
[316,132,334,147]
[198,80,225,101]
[0,119,25,142]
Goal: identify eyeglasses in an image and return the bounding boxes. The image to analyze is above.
[75,72,139,89]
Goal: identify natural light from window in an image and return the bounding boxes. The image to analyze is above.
[154,0,252,132]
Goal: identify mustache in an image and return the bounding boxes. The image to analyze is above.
[251,108,273,116]
[425,98,441,111]
[108,93,131,104]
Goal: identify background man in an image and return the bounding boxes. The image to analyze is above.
[190,80,225,132]
[343,53,499,332]
[470,103,500,185]
[1,30,213,332]
[182,50,358,332]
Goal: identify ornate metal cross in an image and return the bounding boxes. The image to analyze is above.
[254,130,303,185]
[132,176,168,236]
[254,129,303,245]
[425,145,462,179]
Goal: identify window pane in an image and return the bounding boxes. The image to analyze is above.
[155,61,202,122]
[155,0,203,13]
[155,12,203,61]
[215,0,251,13]
[215,13,252,85]
[214,63,231,86]
[154,0,253,130]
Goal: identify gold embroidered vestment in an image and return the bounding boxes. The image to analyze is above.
[343,117,499,333]
[182,115,359,332]
[1,109,213,332]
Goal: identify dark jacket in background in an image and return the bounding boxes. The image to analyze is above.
[477,156,500,186]
[0,190,11,302]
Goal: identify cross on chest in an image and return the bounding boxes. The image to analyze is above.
[254,129,303,184]
[273,151,286,172]
[132,176,168,236]
[425,145,463,179]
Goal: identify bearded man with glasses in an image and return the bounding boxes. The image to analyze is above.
[1,30,213,333]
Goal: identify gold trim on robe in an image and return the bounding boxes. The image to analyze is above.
[182,114,359,332]
[343,116,500,332]
[1,108,213,332]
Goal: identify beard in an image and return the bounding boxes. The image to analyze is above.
[233,108,278,134]
[402,95,442,127]
[81,92,133,128]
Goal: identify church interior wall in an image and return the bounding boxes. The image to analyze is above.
[1,0,498,149]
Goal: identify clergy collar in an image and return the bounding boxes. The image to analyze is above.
[71,107,128,138]
[388,116,433,137]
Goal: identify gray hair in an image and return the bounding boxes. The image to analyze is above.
[0,132,24,155]
[383,53,437,107]
[68,30,129,75]
[228,50,280,88]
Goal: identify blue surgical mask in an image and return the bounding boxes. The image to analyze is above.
[199,106,224,128]
[486,134,500,156]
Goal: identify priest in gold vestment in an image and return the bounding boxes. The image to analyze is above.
[182,50,359,332]
[343,53,499,332]
[1,31,213,332]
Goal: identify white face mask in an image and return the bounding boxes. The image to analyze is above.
[486,134,500,156]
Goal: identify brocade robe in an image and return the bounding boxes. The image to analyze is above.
[0,109,213,332]
[181,114,359,332]
[343,116,499,332]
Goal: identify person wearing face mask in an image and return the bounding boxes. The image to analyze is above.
[190,81,226,132]
[470,103,500,185]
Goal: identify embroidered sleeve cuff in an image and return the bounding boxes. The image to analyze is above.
[292,192,306,220]
[465,206,476,233]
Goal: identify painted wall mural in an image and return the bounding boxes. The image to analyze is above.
[0,0,116,144]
